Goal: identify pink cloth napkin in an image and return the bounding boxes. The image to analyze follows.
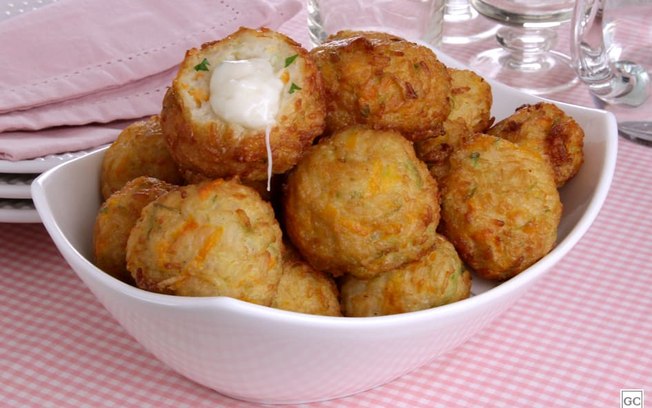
[0,0,301,161]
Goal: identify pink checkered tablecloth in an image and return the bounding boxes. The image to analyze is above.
[2,5,652,408]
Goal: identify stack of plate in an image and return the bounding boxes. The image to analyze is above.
[0,147,106,223]
[1,0,71,223]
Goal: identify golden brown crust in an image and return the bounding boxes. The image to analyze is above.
[271,244,341,316]
[126,178,283,305]
[340,234,471,317]
[414,118,474,183]
[161,27,327,182]
[488,102,584,187]
[100,115,183,200]
[440,134,562,280]
[310,32,451,142]
[413,69,493,184]
[283,126,440,279]
[447,68,494,133]
[93,176,177,284]
[179,168,281,202]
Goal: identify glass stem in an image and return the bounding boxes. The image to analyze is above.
[444,0,479,23]
[496,26,557,72]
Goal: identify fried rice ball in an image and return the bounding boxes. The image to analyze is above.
[488,102,584,187]
[283,126,440,279]
[100,115,183,200]
[93,176,177,284]
[270,245,341,316]
[440,134,562,281]
[340,234,471,317]
[414,118,474,183]
[309,31,451,142]
[447,68,493,133]
[126,178,283,305]
[413,69,492,182]
[161,27,326,183]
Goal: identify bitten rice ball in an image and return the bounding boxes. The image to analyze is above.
[440,134,562,280]
[271,245,341,316]
[93,176,177,284]
[340,234,471,317]
[447,68,493,133]
[100,115,183,200]
[161,27,326,183]
[310,31,451,142]
[283,126,440,279]
[126,178,283,306]
[488,102,584,187]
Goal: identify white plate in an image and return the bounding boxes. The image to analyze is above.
[0,173,37,199]
[0,199,40,223]
[0,145,109,174]
[0,0,58,22]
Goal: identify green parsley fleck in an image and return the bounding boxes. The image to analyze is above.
[470,151,480,167]
[289,82,302,94]
[405,160,423,187]
[194,58,210,72]
[349,190,363,200]
[284,54,298,68]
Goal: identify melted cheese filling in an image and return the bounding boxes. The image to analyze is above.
[209,59,284,190]
[209,58,283,128]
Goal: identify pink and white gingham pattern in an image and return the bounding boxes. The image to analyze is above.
[2,7,652,408]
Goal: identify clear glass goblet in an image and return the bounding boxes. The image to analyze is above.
[442,0,499,45]
[572,0,652,144]
[468,0,579,95]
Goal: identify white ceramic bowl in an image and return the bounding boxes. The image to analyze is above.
[32,54,617,404]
